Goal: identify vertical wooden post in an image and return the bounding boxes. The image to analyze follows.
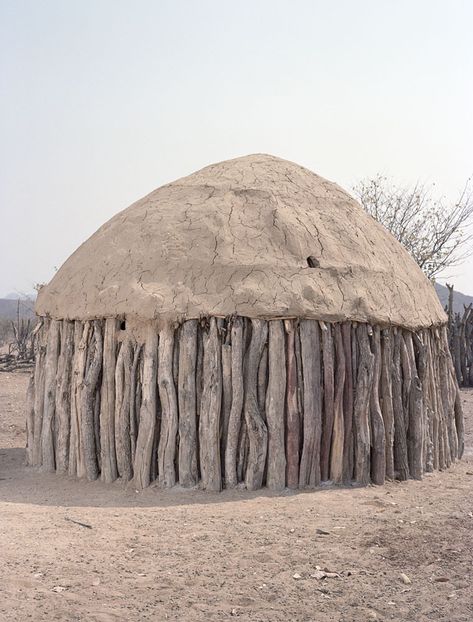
[133,324,158,489]
[100,318,119,483]
[32,319,49,466]
[199,317,223,491]
[158,324,179,488]
[369,326,386,485]
[330,324,346,483]
[354,324,374,485]
[244,319,268,491]
[265,320,286,490]
[320,321,335,481]
[41,320,60,472]
[392,329,409,480]
[55,320,74,473]
[178,319,198,487]
[81,320,103,481]
[285,319,301,488]
[342,322,354,482]
[225,317,244,488]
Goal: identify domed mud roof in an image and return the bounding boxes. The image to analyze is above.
[36,154,446,328]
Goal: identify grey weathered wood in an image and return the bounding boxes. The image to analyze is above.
[225,317,244,488]
[100,318,119,483]
[298,319,321,488]
[221,338,232,473]
[244,319,268,491]
[369,326,386,485]
[257,344,268,421]
[158,324,179,488]
[32,319,49,466]
[408,375,424,479]
[70,322,90,478]
[116,338,133,481]
[320,321,335,481]
[392,329,409,480]
[129,342,142,464]
[285,319,301,488]
[354,324,374,485]
[80,321,103,481]
[25,373,35,466]
[342,322,354,482]
[178,319,198,487]
[199,317,223,491]
[133,324,158,489]
[265,320,286,490]
[55,320,74,473]
[330,323,346,483]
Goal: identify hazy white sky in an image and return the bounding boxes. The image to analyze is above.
[1,0,472,297]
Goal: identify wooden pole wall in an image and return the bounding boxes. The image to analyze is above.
[26,316,464,491]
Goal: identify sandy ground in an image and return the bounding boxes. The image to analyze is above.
[0,372,472,622]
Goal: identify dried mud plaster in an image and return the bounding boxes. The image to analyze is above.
[36,154,446,330]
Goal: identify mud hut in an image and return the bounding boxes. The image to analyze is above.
[27,154,464,491]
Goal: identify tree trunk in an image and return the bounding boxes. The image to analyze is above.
[158,324,179,488]
[265,320,286,490]
[298,319,321,487]
[369,326,386,485]
[133,324,158,489]
[199,317,222,491]
[354,324,374,485]
[178,320,198,487]
[320,322,335,481]
[100,318,118,483]
[225,317,244,488]
[80,321,103,481]
[285,320,301,488]
[330,323,346,483]
[244,319,268,491]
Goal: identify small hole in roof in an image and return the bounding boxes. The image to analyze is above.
[120,320,126,330]
[307,256,319,268]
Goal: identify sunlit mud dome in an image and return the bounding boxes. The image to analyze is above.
[28,154,464,491]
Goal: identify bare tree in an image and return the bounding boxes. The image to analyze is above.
[354,175,473,279]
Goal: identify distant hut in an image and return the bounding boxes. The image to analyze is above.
[27,154,464,491]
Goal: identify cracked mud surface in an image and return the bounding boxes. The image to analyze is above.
[36,154,445,329]
[1,372,472,621]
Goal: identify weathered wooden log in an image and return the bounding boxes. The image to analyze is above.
[320,321,335,481]
[265,320,286,490]
[70,322,90,478]
[408,375,423,479]
[244,319,268,491]
[178,319,198,487]
[81,321,103,481]
[380,328,395,479]
[55,320,74,473]
[330,324,346,483]
[369,326,386,485]
[133,324,158,489]
[225,317,244,488]
[221,334,232,474]
[392,329,409,480]
[100,318,119,483]
[25,373,35,466]
[342,322,354,482]
[285,319,301,488]
[354,324,374,485]
[158,324,179,488]
[116,337,133,481]
[199,317,223,491]
[400,332,413,431]
[297,319,321,487]
[129,342,142,464]
[32,319,49,466]
[257,344,268,421]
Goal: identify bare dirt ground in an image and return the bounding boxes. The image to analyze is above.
[0,372,472,622]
